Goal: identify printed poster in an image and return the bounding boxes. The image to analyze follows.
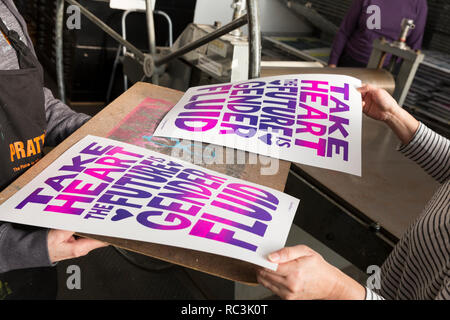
[0,136,299,270]
[153,74,363,176]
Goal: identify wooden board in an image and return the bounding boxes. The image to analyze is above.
[0,82,291,285]
[260,67,396,95]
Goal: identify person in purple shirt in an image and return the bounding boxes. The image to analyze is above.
[328,0,428,68]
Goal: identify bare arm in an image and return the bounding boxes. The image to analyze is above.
[358,84,419,145]
[359,84,449,183]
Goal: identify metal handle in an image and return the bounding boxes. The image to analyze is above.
[145,0,158,84]
[247,0,261,79]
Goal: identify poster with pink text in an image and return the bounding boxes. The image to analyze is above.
[0,136,299,270]
[154,74,363,176]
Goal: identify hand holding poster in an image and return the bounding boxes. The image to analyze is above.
[0,136,299,270]
[153,74,363,176]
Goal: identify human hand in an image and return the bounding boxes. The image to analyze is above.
[357,84,400,122]
[47,229,108,263]
[358,84,419,145]
[328,64,337,68]
[257,245,366,300]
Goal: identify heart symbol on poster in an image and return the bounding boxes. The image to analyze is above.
[258,133,273,145]
[111,209,134,222]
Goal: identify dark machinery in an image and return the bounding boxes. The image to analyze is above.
[55,0,262,104]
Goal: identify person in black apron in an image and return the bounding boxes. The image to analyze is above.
[0,16,106,299]
[0,16,46,187]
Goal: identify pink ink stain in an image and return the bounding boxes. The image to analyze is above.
[107,98,175,149]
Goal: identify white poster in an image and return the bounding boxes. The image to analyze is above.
[0,136,299,270]
[154,74,363,176]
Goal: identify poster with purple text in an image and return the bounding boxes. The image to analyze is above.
[0,136,299,270]
[154,74,363,176]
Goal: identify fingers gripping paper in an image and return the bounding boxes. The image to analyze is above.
[0,136,299,270]
[154,74,363,176]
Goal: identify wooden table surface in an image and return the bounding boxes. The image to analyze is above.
[0,82,291,285]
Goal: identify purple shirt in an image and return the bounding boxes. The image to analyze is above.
[329,0,428,66]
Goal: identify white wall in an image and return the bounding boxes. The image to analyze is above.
[194,0,233,26]
[194,0,312,34]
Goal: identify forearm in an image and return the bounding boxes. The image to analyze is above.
[0,223,53,273]
[397,122,450,183]
[384,107,420,145]
[329,267,366,300]
[44,88,90,147]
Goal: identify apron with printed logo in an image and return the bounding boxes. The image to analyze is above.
[0,17,46,191]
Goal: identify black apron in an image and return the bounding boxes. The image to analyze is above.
[0,17,56,300]
[0,17,46,191]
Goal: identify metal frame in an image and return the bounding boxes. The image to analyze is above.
[105,9,174,102]
[55,0,262,103]
[367,38,424,107]
[263,36,329,66]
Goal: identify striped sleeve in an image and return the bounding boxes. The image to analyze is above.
[398,123,450,183]
[365,288,385,300]
[436,279,450,300]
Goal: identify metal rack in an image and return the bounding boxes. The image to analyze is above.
[404,50,450,138]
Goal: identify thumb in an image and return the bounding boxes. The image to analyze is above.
[357,83,370,92]
[268,245,314,263]
[70,237,108,258]
[48,229,76,244]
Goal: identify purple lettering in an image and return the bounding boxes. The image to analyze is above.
[80,142,114,156]
[83,167,125,182]
[327,137,349,161]
[297,103,328,120]
[15,188,53,209]
[137,211,191,230]
[201,212,268,237]
[189,220,257,251]
[175,118,218,132]
[44,194,94,215]
[147,196,201,216]
[299,91,328,106]
[45,174,77,192]
[106,146,143,159]
[97,193,142,208]
[328,115,349,138]
[63,179,108,196]
[301,80,329,92]
[59,155,96,173]
[95,156,137,168]
[226,183,279,206]
[219,123,257,138]
[330,83,350,101]
[295,138,326,157]
[212,194,273,221]
[296,121,327,136]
